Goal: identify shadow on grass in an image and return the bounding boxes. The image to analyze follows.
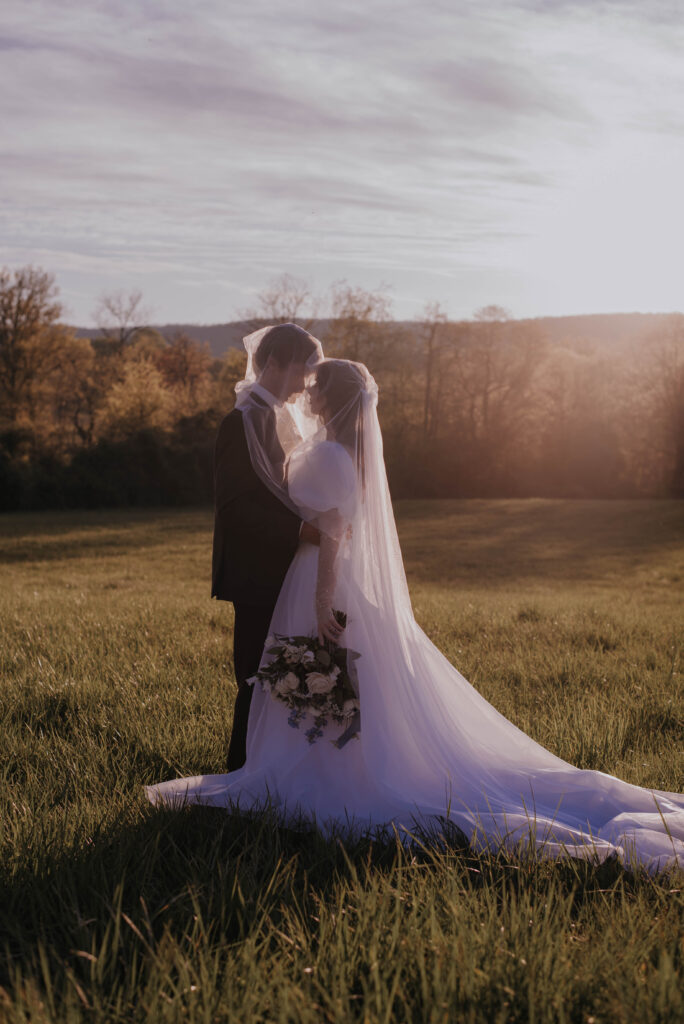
[398,498,684,585]
[0,507,213,565]
[0,793,644,997]
[2,502,683,582]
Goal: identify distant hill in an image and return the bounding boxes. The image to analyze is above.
[72,312,680,360]
[519,312,679,350]
[72,320,334,358]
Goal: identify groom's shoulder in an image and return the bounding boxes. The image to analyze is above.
[215,407,245,446]
[218,406,243,429]
[220,407,242,423]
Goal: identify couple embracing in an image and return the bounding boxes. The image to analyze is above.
[147,323,684,873]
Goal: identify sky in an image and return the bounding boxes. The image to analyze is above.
[2,0,684,326]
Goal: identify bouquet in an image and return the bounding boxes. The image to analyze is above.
[247,611,361,747]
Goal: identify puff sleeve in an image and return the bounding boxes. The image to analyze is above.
[287,441,357,519]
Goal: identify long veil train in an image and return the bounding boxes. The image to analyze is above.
[146,337,684,873]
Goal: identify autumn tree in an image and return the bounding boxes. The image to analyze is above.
[125,327,167,362]
[0,266,62,424]
[94,289,151,355]
[154,332,211,393]
[418,302,449,441]
[324,281,394,367]
[97,360,173,441]
[652,317,684,496]
[240,273,318,332]
[0,265,98,456]
[400,307,549,494]
[534,345,625,496]
[41,334,98,451]
[446,308,546,453]
[623,315,684,497]
[214,348,248,412]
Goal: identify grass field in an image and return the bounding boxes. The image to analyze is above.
[1,499,683,1023]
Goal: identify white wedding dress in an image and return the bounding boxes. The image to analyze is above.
[146,438,684,874]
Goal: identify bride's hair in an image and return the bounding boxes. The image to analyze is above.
[315,360,371,443]
[315,360,376,493]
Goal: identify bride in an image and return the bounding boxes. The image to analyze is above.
[146,327,684,873]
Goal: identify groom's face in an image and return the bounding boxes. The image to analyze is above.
[261,354,310,402]
[281,360,309,402]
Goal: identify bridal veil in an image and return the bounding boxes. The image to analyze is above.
[225,324,684,871]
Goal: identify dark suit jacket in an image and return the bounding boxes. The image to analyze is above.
[211,400,302,606]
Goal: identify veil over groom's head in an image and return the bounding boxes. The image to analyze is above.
[234,320,324,506]
[236,322,324,409]
[253,322,320,374]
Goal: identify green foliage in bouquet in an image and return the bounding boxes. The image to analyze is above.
[247,611,361,746]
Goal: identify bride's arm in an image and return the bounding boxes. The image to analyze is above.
[315,513,345,645]
[288,443,355,643]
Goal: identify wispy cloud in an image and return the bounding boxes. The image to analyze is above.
[2,0,684,322]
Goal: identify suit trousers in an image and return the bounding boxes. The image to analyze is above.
[227,599,277,771]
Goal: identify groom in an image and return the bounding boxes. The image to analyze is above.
[212,323,320,771]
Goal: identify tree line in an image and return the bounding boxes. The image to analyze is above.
[1,265,682,511]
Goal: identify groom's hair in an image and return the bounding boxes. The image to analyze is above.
[254,323,318,373]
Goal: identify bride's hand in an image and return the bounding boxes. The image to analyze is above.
[317,606,345,645]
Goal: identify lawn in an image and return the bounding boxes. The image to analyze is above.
[1,500,682,1022]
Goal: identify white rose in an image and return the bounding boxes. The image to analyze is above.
[272,672,300,696]
[282,644,301,664]
[300,650,315,664]
[306,671,336,695]
[329,665,340,680]
[342,699,359,716]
